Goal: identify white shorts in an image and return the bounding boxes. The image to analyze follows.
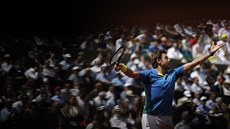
[141,114,174,129]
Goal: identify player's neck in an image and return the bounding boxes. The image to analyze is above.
[155,67,165,75]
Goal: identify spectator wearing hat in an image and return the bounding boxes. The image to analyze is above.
[177,90,192,107]
[196,96,209,115]
[67,66,82,84]
[130,58,142,71]
[223,79,230,96]
[191,109,211,129]
[120,78,134,101]
[125,90,135,110]
[190,64,207,88]
[59,53,72,71]
[207,108,228,129]
[173,96,195,126]
[96,63,111,85]
[109,105,128,129]
[127,53,138,68]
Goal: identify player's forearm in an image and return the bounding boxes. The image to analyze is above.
[183,53,210,74]
[116,63,140,79]
[123,68,140,80]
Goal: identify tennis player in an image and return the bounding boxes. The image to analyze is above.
[114,42,225,129]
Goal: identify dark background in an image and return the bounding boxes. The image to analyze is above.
[0,1,230,37]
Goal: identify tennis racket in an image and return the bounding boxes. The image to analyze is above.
[109,46,125,66]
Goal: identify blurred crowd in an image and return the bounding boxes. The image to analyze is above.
[0,18,230,129]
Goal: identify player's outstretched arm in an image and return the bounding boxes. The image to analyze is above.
[183,41,226,74]
[114,63,140,79]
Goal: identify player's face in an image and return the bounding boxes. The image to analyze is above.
[160,53,170,69]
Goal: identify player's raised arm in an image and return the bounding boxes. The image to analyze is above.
[114,63,140,79]
[183,41,226,74]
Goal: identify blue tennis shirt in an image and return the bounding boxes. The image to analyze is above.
[139,66,184,116]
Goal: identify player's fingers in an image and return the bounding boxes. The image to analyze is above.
[114,63,121,71]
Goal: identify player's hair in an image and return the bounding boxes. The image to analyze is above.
[151,49,167,68]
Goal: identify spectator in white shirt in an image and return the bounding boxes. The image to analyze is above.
[0,98,15,122]
[59,53,72,71]
[115,34,126,51]
[192,34,205,58]
[223,79,230,96]
[109,105,128,129]
[190,77,203,94]
[167,42,184,60]
[24,66,39,80]
[1,54,13,75]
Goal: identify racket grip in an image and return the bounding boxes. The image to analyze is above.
[120,63,128,72]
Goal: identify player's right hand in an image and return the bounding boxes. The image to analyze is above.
[114,63,122,71]
[114,63,128,72]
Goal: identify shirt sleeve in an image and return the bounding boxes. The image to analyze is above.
[174,66,184,78]
[139,70,151,82]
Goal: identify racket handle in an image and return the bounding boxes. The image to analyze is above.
[114,63,127,72]
[120,63,128,72]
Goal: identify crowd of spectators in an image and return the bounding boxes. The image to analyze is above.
[0,18,230,129]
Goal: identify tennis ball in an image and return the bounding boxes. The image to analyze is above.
[221,34,228,40]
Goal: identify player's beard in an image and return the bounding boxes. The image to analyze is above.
[162,62,170,71]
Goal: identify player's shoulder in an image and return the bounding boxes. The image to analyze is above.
[170,66,184,73]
